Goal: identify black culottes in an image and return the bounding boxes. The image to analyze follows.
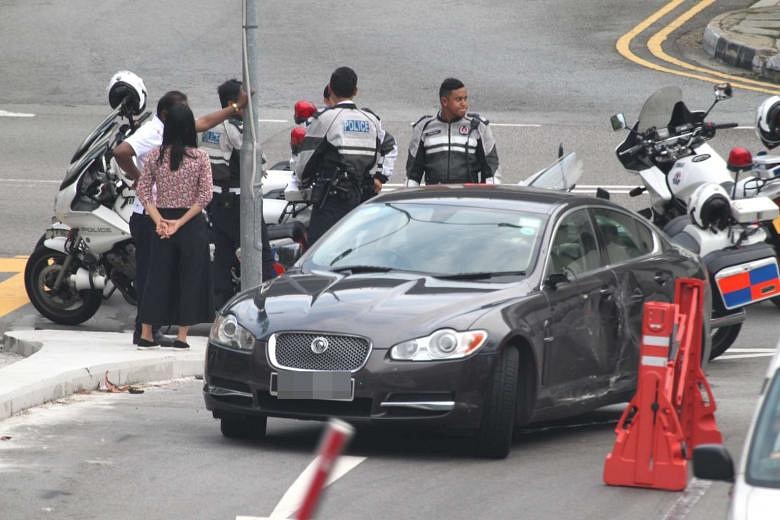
[140,208,215,326]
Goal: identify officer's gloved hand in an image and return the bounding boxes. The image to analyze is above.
[405,179,420,188]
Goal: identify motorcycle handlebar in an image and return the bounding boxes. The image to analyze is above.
[618,143,644,157]
[710,122,739,130]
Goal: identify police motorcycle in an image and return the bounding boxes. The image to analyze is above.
[611,83,780,359]
[23,71,148,325]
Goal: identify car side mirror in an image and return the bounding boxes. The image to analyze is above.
[693,444,735,482]
[610,113,627,131]
[544,273,570,289]
[714,83,733,101]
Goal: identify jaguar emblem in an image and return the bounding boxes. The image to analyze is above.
[310,336,329,354]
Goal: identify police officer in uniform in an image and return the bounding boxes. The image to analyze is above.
[200,79,274,309]
[294,67,386,244]
[406,77,500,186]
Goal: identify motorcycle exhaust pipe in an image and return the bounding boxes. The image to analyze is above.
[69,268,107,291]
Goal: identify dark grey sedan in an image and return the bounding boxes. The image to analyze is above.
[204,185,708,458]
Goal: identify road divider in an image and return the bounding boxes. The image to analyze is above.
[604,278,722,491]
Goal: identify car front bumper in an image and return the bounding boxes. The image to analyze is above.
[203,341,497,430]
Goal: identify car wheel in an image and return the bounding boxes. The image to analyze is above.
[709,323,742,360]
[220,415,267,440]
[474,347,519,459]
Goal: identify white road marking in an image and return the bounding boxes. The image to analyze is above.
[0,110,35,118]
[0,179,59,184]
[717,353,776,360]
[237,454,366,520]
[726,348,776,354]
[491,123,542,128]
[661,478,712,520]
[259,119,289,123]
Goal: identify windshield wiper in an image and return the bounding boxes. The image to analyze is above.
[331,265,394,274]
[432,270,526,280]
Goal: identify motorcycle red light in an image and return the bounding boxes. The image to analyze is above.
[293,100,317,124]
[727,147,753,171]
[290,127,306,146]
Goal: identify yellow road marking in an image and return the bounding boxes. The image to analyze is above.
[648,0,780,94]
[0,258,27,273]
[617,0,780,95]
[0,257,29,317]
[0,273,28,317]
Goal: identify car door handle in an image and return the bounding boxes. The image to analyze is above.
[599,287,613,296]
[630,288,645,301]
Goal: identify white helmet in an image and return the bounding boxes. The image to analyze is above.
[688,183,732,230]
[756,95,780,149]
[107,70,147,115]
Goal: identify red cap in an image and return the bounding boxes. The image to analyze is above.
[294,100,317,124]
[727,147,753,171]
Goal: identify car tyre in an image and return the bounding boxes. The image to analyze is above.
[220,415,267,440]
[474,347,519,459]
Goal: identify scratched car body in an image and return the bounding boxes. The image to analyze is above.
[203,185,709,458]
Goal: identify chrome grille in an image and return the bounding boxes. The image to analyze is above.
[270,333,370,372]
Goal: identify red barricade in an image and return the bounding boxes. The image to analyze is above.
[295,419,354,520]
[671,278,723,451]
[603,277,723,491]
[603,302,688,491]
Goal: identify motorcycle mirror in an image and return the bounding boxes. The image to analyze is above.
[714,83,733,101]
[610,113,628,131]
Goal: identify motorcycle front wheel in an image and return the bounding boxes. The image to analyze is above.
[771,296,780,309]
[709,323,742,360]
[24,246,102,325]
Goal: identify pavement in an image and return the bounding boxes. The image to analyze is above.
[704,0,780,81]
[0,329,206,420]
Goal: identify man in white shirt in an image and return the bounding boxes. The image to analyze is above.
[114,89,248,345]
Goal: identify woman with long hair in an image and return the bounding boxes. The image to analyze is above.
[136,103,214,349]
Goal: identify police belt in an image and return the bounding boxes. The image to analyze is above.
[212,186,240,194]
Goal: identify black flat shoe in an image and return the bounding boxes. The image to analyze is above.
[172,340,190,350]
[137,338,160,350]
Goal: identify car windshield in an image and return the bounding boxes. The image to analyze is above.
[307,201,547,278]
[746,368,780,488]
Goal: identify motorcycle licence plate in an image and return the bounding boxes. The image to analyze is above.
[715,257,780,310]
[270,371,354,401]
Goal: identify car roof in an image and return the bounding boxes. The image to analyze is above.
[373,184,604,209]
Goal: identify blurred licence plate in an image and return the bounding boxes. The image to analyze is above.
[271,371,353,401]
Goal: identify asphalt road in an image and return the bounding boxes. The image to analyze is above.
[0,304,776,520]
[1,0,779,518]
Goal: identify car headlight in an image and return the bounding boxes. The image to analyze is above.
[209,314,256,351]
[389,329,488,361]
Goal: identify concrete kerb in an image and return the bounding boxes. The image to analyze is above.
[703,6,780,82]
[0,329,206,420]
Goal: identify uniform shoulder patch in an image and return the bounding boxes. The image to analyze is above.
[467,112,489,125]
[412,115,433,127]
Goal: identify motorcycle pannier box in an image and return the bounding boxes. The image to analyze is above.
[714,256,780,310]
[729,197,779,223]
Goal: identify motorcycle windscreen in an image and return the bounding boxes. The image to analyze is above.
[520,151,582,192]
[637,86,683,132]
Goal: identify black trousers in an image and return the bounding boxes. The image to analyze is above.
[129,212,158,339]
[307,190,362,245]
[207,193,275,309]
[140,209,214,326]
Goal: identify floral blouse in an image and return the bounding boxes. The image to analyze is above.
[137,147,213,209]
